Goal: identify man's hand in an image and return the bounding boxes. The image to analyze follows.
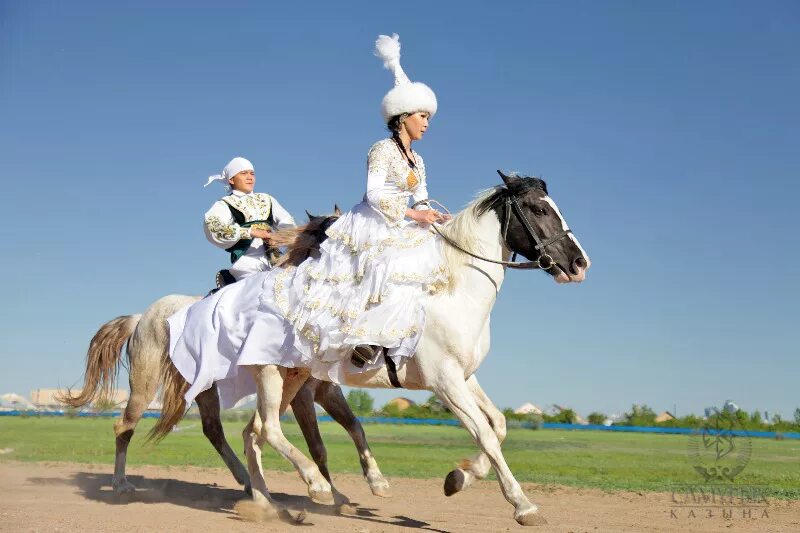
[250,228,272,241]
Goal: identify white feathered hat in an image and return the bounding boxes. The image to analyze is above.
[374,34,437,123]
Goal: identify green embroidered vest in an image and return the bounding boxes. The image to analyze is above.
[222,197,274,264]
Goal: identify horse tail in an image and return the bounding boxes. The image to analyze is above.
[147,349,189,443]
[58,315,141,408]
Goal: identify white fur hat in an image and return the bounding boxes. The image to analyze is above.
[374,34,437,123]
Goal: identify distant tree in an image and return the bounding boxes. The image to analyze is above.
[750,410,763,426]
[679,414,701,428]
[587,412,606,425]
[794,408,800,426]
[379,402,402,418]
[771,413,783,426]
[554,408,577,424]
[623,404,657,427]
[424,394,449,413]
[346,389,374,415]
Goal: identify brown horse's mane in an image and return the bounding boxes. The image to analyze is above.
[271,211,340,268]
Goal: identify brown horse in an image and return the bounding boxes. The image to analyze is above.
[59,211,390,501]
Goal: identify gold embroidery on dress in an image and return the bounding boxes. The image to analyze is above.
[221,193,272,223]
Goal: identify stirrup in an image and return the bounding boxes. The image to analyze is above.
[351,345,377,368]
[216,269,237,288]
[206,270,238,298]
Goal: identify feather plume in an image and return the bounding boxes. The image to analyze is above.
[374,33,401,69]
[374,33,410,86]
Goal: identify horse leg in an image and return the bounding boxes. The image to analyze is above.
[248,365,334,505]
[195,385,251,492]
[241,409,274,507]
[433,362,545,526]
[291,382,333,484]
[444,374,506,496]
[315,381,391,497]
[291,380,349,506]
[112,343,158,495]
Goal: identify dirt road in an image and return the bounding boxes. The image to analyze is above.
[0,462,796,532]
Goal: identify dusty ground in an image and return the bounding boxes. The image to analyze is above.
[0,462,796,532]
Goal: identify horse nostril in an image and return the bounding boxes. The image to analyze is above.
[570,256,587,275]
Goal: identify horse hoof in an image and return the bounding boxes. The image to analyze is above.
[309,488,335,505]
[444,469,466,496]
[515,506,547,526]
[369,479,392,498]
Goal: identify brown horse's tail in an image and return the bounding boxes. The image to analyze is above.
[58,315,141,408]
[147,348,189,443]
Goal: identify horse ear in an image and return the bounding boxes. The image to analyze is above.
[497,170,515,185]
[305,209,315,221]
[334,204,342,216]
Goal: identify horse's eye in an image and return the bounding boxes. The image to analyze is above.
[533,207,547,217]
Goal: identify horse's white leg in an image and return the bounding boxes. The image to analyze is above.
[444,374,505,496]
[112,389,151,495]
[434,364,545,526]
[249,365,334,505]
[241,410,272,506]
[112,344,159,495]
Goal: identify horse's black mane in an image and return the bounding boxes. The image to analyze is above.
[476,175,548,216]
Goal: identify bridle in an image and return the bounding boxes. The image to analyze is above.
[414,186,572,271]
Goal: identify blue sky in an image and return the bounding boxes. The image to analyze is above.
[1,1,798,418]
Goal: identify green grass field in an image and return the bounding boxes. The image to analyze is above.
[1,417,797,499]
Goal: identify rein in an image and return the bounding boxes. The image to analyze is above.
[413,194,571,271]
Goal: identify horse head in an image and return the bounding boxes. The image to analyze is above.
[273,206,341,267]
[480,171,590,283]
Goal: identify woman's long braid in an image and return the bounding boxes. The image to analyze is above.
[391,128,416,169]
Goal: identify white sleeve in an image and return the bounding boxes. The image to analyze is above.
[204,201,251,250]
[365,142,406,223]
[270,197,295,228]
[410,154,430,209]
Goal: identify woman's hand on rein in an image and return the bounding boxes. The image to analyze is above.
[410,208,448,226]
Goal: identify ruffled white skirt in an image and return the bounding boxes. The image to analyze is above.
[168,201,448,408]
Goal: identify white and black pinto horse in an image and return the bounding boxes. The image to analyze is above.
[153,171,590,526]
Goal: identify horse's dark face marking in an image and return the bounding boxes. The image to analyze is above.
[478,172,590,283]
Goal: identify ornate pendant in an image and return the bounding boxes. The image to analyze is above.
[406,170,419,189]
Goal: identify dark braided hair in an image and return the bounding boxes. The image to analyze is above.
[387,113,416,169]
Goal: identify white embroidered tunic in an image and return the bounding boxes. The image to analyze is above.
[168,138,448,408]
[364,138,430,224]
[204,190,295,279]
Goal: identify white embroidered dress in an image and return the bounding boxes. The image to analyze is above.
[168,138,448,408]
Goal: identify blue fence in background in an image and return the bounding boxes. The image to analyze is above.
[3,410,798,439]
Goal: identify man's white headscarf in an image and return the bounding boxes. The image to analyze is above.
[204,157,254,192]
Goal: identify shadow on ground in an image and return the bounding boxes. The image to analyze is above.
[27,472,450,532]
